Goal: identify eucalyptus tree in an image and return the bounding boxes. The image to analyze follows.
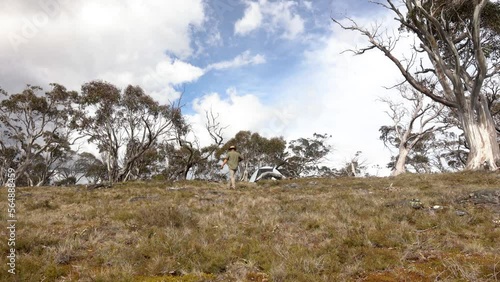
[71,81,182,183]
[333,0,500,170]
[0,84,76,186]
[283,133,332,177]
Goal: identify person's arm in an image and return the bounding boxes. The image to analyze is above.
[220,158,227,169]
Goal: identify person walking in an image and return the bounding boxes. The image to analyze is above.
[220,145,243,189]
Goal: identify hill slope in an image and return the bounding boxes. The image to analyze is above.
[1,172,499,281]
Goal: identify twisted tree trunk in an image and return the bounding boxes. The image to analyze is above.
[460,98,500,169]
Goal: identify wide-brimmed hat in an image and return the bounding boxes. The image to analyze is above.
[229,145,236,150]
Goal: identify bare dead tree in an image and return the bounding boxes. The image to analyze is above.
[205,109,226,146]
[168,108,227,180]
[332,0,500,170]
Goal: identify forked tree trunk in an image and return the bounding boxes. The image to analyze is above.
[459,99,500,170]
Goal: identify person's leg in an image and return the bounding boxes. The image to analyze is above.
[229,169,236,189]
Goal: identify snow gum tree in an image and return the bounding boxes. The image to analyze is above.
[333,0,500,170]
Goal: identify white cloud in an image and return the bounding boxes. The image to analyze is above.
[264,0,305,39]
[0,0,269,104]
[137,58,205,103]
[192,88,275,133]
[234,1,263,35]
[234,0,305,39]
[206,50,266,71]
[154,59,205,86]
[0,0,206,101]
[302,1,313,10]
[186,88,281,147]
[205,30,223,47]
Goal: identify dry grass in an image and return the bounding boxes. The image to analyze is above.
[1,171,499,281]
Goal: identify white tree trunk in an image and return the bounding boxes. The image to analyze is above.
[392,146,410,176]
[105,152,116,184]
[460,100,500,170]
[350,162,358,177]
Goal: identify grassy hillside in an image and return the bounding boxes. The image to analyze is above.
[1,172,499,281]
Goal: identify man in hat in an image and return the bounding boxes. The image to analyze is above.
[220,145,243,189]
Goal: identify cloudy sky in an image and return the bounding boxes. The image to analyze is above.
[0,0,407,176]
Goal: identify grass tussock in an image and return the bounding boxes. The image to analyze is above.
[0,171,499,281]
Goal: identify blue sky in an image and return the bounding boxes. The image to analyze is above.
[185,0,385,103]
[0,0,399,175]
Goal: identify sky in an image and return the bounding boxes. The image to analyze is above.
[0,0,408,176]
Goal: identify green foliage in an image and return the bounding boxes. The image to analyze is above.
[282,133,332,177]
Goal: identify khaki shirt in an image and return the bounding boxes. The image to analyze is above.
[225,151,242,170]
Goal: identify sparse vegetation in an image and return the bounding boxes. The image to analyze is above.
[1,172,499,281]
